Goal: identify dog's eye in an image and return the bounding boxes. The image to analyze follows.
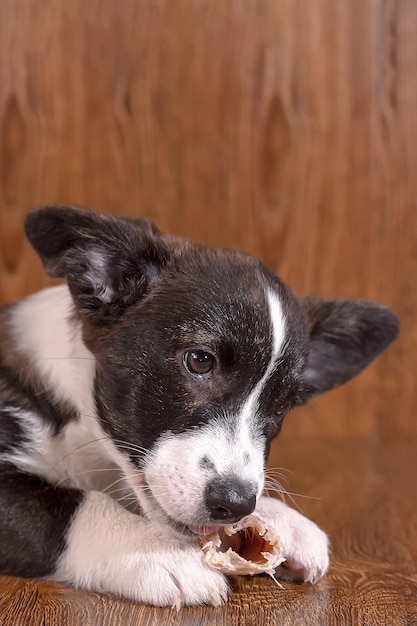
[183,350,215,377]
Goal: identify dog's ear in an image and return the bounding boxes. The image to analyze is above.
[25,205,170,312]
[301,297,399,398]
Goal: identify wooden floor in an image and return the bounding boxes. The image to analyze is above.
[0,438,416,625]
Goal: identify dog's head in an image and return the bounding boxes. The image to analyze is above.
[25,206,398,535]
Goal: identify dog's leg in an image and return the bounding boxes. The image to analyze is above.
[255,496,330,583]
[0,465,228,607]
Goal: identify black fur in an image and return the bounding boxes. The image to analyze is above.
[0,464,84,577]
[0,404,26,454]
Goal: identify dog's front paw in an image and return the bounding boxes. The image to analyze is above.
[55,493,229,608]
[74,541,229,608]
[142,547,230,608]
[273,518,329,584]
[256,496,330,584]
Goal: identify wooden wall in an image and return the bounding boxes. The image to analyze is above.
[0,0,415,439]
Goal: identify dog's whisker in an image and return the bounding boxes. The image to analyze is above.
[266,488,299,511]
[264,484,319,501]
[104,486,135,498]
[263,477,320,514]
[101,473,142,495]
[54,466,123,488]
[49,438,112,474]
[264,473,290,486]
[111,439,149,457]
[264,470,292,480]
[113,445,147,458]
[265,467,294,477]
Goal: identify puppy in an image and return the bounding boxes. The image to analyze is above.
[0,206,398,607]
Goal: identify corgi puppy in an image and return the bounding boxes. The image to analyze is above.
[0,206,398,606]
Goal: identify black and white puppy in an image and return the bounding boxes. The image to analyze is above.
[0,206,398,607]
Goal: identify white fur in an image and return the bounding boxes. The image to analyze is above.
[268,289,287,356]
[12,285,96,415]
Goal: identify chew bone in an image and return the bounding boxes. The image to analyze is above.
[200,514,285,576]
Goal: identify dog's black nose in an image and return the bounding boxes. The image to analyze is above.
[205,478,257,522]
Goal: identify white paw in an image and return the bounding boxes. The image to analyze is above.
[66,538,230,608]
[63,538,230,608]
[132,545,230,608]
[255,496,330,584]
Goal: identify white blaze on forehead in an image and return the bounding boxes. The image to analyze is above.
[267,289,287,358]
[240,289,286,422]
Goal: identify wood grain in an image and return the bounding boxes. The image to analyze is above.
[1,438,416,625]
[0,0,415,438]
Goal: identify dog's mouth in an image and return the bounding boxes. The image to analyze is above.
[166,516,222,538]
[187,524,221,536]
